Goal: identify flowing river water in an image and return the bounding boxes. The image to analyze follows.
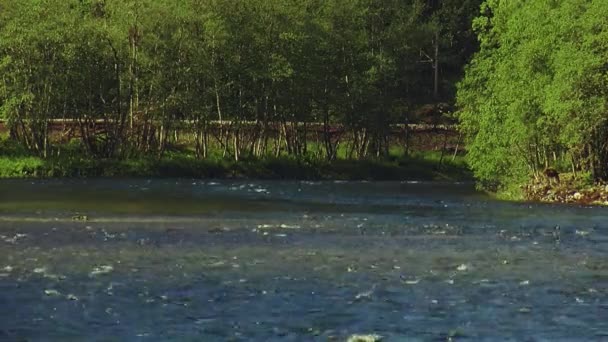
[0,179,607,341]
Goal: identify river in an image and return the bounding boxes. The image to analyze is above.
[0,179,607,340]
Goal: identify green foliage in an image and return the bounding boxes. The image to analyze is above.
[458,0,608,190]
[0,0,482,163]
[0,157,44,178]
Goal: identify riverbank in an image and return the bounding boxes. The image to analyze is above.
[0,151,472,182]
[524,174,608,206]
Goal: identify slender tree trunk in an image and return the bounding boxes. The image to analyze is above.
[433,31,440,100]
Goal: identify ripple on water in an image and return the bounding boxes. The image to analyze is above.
[0,180,607,340]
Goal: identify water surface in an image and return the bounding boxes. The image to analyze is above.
[1,179,607,340]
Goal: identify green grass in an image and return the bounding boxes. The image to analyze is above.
[0,156,45,178]
[0,139,472,181]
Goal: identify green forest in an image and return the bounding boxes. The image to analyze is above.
[458,0,608,195]
[1,0,607,195]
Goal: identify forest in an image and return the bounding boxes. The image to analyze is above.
[0,0,479,157]
[1,0,606,193]
[0,0,479,179]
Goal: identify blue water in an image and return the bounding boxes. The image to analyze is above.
[0,179,607,340]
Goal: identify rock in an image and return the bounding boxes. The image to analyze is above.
[3,233,28,244]
[347,334,383,342]
[456,264,469,271]
[44,289,61,297]
[72,215,89,222]
[33,267,47,274]
[90,265,114,277]
[256,224,300,230]
[279,224,300,229]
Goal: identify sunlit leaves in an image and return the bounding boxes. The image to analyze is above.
[458,0,608,188]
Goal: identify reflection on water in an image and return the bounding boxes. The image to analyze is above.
[1,179,607,340]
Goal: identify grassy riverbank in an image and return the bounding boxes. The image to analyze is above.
[0,141,471,181]
[0,153,471,181]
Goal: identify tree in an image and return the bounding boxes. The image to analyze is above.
[458,0,608,191]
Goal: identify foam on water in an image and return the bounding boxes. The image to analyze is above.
[0,179,607,340]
